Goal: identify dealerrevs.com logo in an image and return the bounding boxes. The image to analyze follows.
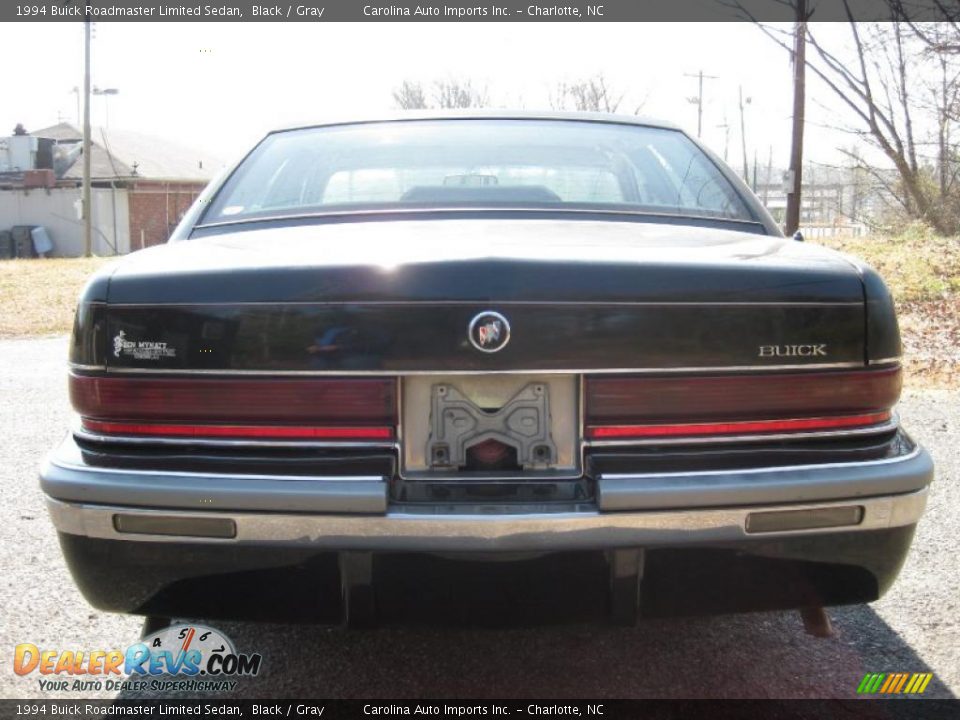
[14,624,262,693]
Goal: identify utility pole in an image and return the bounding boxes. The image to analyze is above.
[685,70,718,138]
[82,17,92,257]
[784,1,807,237]
[739,86,751,183]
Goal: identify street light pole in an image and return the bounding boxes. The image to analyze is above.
[696,71,704,137]
[93,87,120,127]
[717,117,730,161]
[82,17,92,258]
[71,87,80,127]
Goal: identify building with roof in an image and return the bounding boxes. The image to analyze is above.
[0,123,223,256]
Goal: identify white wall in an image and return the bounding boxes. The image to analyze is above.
[0,186,130,256]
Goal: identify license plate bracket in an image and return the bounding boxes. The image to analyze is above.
[400,375,580,478]
[427,382,557,470]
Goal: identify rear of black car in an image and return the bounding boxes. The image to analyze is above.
[42,115,933,625]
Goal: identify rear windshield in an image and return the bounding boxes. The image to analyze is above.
[203,119,754,224]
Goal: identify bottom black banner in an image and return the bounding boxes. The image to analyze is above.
[2,700,958,720]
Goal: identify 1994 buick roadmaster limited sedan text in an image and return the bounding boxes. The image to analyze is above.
[42,113,934,627]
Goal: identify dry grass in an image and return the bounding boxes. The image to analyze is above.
[897,297,960,387]
[0,257,113,339]
[819,229,960,387]
[819,229,960,303]
[1,236,957,388]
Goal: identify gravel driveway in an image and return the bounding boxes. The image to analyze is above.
[2,336,957,700]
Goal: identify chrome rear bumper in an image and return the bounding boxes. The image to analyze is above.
[41,433,933,512]
[43,434,934,620]
[41,430,934,552]
[46,486,928,552]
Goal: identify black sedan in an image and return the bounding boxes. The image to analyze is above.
[43,113,933,627]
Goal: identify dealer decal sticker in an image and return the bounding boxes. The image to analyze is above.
[13,623,261,693]
[113,330,177,361]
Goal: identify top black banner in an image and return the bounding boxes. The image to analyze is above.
[1,700,959,720]
[4,0,960,23]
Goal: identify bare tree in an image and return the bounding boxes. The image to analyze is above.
[392,79,489,110]
[742,1,960,234]
[917,23,960,203]
[896,1,960,53]
[392,80,428,110]
[550,75,645,114]
[432,79,489,109]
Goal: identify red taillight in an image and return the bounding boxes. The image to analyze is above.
[71,374,396,441]
[81,419,394,441]
[587,412,892,440]
[585,367,900,440]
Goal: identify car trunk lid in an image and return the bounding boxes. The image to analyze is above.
[99,219,866,373]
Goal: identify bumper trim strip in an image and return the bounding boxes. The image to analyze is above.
[45,488,928,552]
[42,436,932,516]
[41,446,388,514]
[597,446,932,511]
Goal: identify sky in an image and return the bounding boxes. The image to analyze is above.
[0,21,863,176]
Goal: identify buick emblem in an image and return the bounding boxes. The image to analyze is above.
[468,311,511,353]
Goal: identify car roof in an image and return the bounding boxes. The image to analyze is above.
[270,110,683,135]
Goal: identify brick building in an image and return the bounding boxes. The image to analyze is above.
[126,178,210,250]
[0,123,222,256]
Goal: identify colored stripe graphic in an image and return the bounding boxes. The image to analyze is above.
[880,674,894,693]
[857,673,885,694]
[858,672,932,694]
[904,674,921,694]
